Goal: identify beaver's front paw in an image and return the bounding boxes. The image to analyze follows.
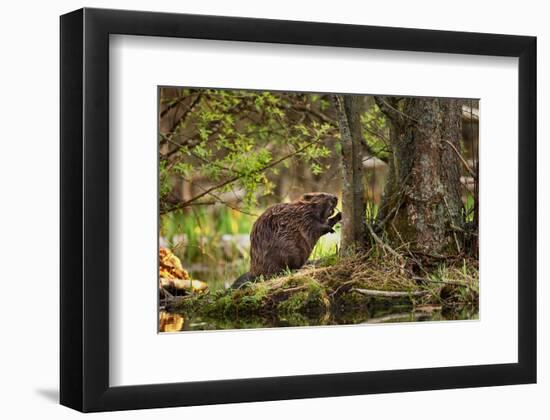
[331,212,342,223]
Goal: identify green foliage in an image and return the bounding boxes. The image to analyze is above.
[463,194,475,223]
[365,202,379,225]
[159,89,338,212]
[159,160,172,201]
[361,103,391,160]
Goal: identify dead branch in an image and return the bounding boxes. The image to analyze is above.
[443,140,476,178]
[365,222,403,261]
[351,288,430,298]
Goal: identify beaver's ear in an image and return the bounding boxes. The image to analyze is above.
[301,193,315,201]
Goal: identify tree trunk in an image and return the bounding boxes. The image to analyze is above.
[335,95,367,252]
[375,97,464,255]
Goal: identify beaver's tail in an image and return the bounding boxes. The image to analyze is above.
[230,272,255,289]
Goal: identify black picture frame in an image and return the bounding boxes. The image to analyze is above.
[60,7,537,412]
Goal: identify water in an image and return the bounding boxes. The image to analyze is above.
[159,305,478,333]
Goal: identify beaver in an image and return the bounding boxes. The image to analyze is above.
[231,192,341,289]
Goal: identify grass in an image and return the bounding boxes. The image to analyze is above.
[161,206,255,260]
[161,206,255,290]
[310,230,340,261]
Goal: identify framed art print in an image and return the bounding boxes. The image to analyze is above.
[60,8,536,412]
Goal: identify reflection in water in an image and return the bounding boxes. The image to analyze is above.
[159,311,185,333]
[158,305,478,333]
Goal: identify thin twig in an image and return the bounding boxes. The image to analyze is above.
[161,93,203,143]
[160,93,194,118]
[365,222,403,261]
[390,221,429,275]
[374,97,419,124]
[162,137,323,213]
[363,125,391,146]
[443,195,461,253]
[196,187,258,217]
[443,140,476,178]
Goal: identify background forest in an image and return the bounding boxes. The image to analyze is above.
[158,87,479,332]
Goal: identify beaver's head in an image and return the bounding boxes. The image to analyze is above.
[300,192,338,221]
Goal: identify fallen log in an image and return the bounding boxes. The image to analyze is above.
[159,277,208,292]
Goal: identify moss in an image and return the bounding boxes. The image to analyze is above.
[335,289,368,309]
[277,291,310,314]
[277,277,330,316]
[203,285,268,317]
[203,293,235,317]
[173,251,478,325]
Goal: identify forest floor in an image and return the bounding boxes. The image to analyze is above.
[169,249,479,327]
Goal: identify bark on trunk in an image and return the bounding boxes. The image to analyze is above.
[375,97,464,255]
[335,95,367,252]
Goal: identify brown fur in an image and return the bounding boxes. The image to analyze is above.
[232,193,341,288]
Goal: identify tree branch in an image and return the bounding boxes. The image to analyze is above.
[443,140,476,178]
[161,93,203,143]
[161,138,323,214]
[160,93,194,119]
[374,96,418,125]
